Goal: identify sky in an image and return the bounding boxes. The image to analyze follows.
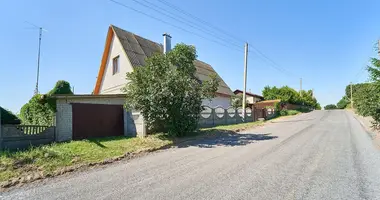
[1,0,380,113]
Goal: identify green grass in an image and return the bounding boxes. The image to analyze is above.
[0,119,278,183]
[0,134,172,182]
[201,121,265,131]
[280,109,301,116]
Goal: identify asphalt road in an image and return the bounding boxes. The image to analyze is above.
[2,110,380,200]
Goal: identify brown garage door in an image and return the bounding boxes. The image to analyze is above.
[72,103,124,140]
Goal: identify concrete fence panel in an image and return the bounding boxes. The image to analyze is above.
[0,125,55,150]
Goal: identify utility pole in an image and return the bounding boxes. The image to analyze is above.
[350,82,353,108]
[378,39,380,57]
[25,21,46,95]
[300,78,302,97]
[242,42,248,121]
[34,27,42,95]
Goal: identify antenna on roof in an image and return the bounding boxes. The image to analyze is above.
[25,21,48,95]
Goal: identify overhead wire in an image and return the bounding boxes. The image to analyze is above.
[110,0,243,52]
[110,0,296,77]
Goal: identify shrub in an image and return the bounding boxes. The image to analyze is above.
[19,80,73,125]
[324,104,337,110]
[279,109,300,116]
[123,44,219,137]
[287,110,300,115]
[279,109,287,116]
[0,107,20,124]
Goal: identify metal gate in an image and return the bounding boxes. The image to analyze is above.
[72,103,124,140]
[254,108,266,121]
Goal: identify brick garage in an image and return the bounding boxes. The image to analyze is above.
[55,94,146,141]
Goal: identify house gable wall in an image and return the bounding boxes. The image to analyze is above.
[99,34,134,94]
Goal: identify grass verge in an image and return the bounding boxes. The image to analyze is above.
[0,119,276,186]
[0,134,172,184]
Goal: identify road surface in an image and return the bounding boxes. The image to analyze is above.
[2,110,380,200]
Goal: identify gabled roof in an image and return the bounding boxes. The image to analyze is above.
[233,89,264,99]
[94,25,233,97]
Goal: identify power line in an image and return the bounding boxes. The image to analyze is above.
[155,0,295,77]
[109,0,243,52]
[249,48,296,77]
[110,0,296,77]
[138,0,243,49]
[156,0,246,44]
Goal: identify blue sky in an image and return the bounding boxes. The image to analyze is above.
[1,0,379,113]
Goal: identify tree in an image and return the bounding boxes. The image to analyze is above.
[363,56,380,129]
[123,43,219,136]
[336,96,349,109]
[262,85,320,109]
[324,104,337,110]
[230,94,248,108]
[20,80,73,125]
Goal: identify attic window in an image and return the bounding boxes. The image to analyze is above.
[112,56,120,75]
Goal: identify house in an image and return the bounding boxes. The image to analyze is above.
[93,25,234,108]
[233,89,264,105]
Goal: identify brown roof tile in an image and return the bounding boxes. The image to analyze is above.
[111,25,233,96]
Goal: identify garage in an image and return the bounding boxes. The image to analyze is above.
[72,103,124,140]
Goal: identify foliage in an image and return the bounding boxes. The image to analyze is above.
[262,85,319,109]
[47,80,74,96]
[19,80,73,125]
[324,104,337,110]
[349,55,380,128]
[336,96,350,109]
[230,94,248,108]
[123,44,219,136]
[279,109,300,116]
[315,103,321,110]
[0,107,20,124]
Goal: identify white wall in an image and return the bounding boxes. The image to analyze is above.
[99,35,134,94]
[202,96,231,108]
[55,97,146,141]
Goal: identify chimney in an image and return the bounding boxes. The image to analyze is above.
[163,33,172,54]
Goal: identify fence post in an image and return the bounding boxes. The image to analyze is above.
[234,108,238,124]
[212,108,215,126]
[224,109,228,125]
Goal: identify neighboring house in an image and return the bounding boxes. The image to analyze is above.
[93,25,233,108]
[233,89,264,105]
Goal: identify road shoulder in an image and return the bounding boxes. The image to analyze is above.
[347,109,380,149]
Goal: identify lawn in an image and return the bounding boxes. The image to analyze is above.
[0,119,272,184]
[0,134,172,183]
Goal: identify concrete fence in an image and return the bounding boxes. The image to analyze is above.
[198,106,254,128]
[0,124,56,150]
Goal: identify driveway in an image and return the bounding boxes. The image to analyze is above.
[2,110,380,200]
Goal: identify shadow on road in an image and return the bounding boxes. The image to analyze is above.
[175,130,278,148]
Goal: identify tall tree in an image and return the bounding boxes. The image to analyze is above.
[123,44,219,136]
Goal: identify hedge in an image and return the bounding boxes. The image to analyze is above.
[0,106,20,124]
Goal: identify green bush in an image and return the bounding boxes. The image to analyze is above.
[324,104,337,110]
[19,80,73,125]
[262,86,320,109]
[123,44,219,137]
[279,109,287,116]
[279,109,300,116]
[0,107,20,124]
[287,110,300,115]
